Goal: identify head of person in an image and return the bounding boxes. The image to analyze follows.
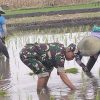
[65,43,76,61]
[65,50,75,61]
[0,7,5,15]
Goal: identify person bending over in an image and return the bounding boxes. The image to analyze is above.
[65,25,100,78]
[20,42,76,93]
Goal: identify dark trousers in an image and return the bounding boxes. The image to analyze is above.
[87,52,100,72]
[0,37,5,44]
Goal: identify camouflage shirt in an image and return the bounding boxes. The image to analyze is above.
[20,43,66,75]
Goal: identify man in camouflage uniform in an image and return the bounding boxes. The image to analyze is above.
[20,43,76,92]
[66,25,100,78]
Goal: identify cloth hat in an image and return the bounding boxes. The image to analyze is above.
[0,7,5,14]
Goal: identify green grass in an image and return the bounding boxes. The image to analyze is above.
[5,3,100,15]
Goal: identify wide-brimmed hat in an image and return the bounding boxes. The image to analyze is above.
[0,7,5,14]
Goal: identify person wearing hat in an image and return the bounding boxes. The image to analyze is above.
[0,7,7,43]
[20,42,76,93]
[65,25,100,78]
[0,7,9,59]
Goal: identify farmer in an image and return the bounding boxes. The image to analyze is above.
[65,25,100,77]
[20,42,76,92]
[0,7,8,43]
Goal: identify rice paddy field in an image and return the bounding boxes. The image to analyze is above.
[0,27,100,100]
[0,0,100,99]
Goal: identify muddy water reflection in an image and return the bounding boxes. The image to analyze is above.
[0,32,100,100]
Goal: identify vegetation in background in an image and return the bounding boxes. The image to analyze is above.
[7,12,100,25]
[0,0,99,10]
[5,3,100,15]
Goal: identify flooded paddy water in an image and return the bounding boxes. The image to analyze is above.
[0,30,100,100]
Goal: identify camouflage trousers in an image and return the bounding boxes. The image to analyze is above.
[20,44,54,77]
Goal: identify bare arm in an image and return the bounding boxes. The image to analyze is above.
[58,72,76,90]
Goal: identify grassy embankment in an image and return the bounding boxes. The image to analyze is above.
[5,2,100,15]
[5,3,100,25]
[5,2,100,34]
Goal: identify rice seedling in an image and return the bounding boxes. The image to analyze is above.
[65,67,78,74]
[96,89,100,100]
[50,95,55,100]
[29,72,34,76]
[0,74,3,80]
[0,90,7,96]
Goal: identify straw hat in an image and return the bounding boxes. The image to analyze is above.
[0,7,5,14]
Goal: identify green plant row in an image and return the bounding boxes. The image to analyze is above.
[5,3,100,15]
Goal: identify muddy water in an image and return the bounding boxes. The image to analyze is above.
[0,32,100,100]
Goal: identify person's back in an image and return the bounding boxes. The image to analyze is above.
[20,42,65,74]
[77,36,100,56]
